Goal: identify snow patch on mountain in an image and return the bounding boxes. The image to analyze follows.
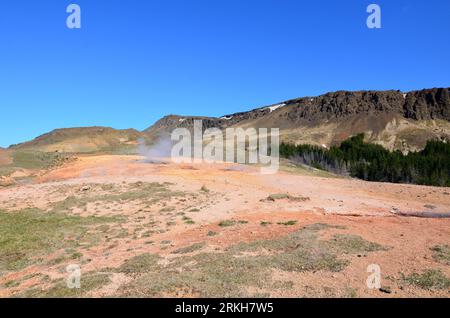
[265,103,286,113]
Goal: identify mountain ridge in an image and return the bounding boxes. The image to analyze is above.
[7,87,450,153]
[146,87,450,128]
[142,87,450,152]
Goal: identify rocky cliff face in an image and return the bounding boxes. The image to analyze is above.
[143,87,450,151]
[251,88,450,124]
[145,88,450,129]
[285,90,406,123]
[403,88,450,120]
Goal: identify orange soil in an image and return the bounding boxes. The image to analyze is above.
[0,155,449,298]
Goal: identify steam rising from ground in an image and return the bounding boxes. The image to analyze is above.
[138,137,173,164]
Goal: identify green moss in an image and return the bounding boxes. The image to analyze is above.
[51,182,185,213]
[182,216,195,224]
[172,242,206,254]
[218,220,236,227]
[20,273,111,298]
[266,193,310,202]
[326,234,390,254]
[430,245,450,265]
[117,223,386,297]
[12,151,71,170]
[402,270,450,290]
[5,280,20,288]
[160,207,175,212]
[200,185,210,193]
[0,166,17,178]
[117,253,161,274]
[277,220,297,226]
[0,208,117,271]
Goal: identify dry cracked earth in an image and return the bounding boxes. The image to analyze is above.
[0,155,449,298]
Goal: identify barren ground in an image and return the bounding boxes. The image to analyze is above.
[0,155,449,298]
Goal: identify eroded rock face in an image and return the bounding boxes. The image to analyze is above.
[141,87,449,151]
[403,88,450,120]
[145,87,450,131]
[285,90,406,123]
[280,88,450,123]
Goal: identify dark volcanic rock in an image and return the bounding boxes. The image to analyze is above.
[285,90,406,123]
[142,88,450,148]
[284,88,450,123]
[403,88,450,120]
[144,88,450,134]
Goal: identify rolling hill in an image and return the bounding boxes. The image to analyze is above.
[9,127,142,154]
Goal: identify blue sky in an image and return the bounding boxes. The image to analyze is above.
[1,0,449,147]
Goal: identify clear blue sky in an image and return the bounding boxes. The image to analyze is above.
[1,0,449,147]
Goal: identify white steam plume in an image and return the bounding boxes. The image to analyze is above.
[138,136,173,163]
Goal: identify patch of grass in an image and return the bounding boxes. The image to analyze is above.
[4,273,45,290]
[0,166,17,178]
[71,252,83,259]
[160,207,175,212]
[229,223,348,273]
[182,216,195,224]
[326,234,390,254]
[5,280,20,288]
[52,182,185,213]
[51,195,86,211]
[47,256,67,266]
[12,151,71,170]
[271,280,294,290]
[207,231,217,237]
[117,223,386,297]
[140,230,152,238]
[277,220,297,226]
[189,208,200,212]
[218,220,236,227]
[0,208,117,271]
[172,242,206,254]
[100,184,115,191]
[19,273,111,297]
[402,270,450,290]
[345,287,358,298]
[200,185,210,193]
[267,193,290,201]
[266,193,310,202]
[430,245,450,265]
[260,221,272,226]
[117,253,161,274]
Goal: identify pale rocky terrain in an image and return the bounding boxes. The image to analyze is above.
[0,155,449,298]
